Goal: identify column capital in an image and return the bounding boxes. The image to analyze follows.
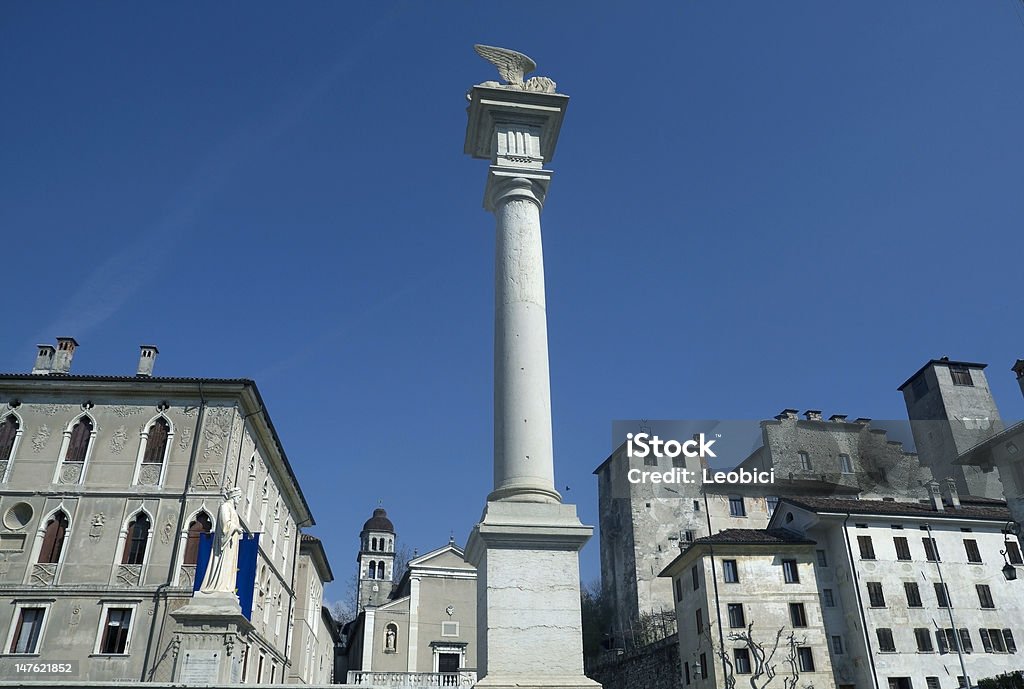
[483,168,552,213]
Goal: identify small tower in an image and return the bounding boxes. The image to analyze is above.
[900,357,1004,498]
[357,507,395,613]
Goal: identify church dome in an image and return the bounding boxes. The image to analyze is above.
[362,508,394,533]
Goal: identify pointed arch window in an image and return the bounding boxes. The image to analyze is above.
[142,418,170,464]
[65,417,93,462]
[38,511,69,564]
[0,415,18,462]
[184,512,213,566]
[121,513,151,565]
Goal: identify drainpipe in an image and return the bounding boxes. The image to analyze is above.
[842,512,879,689]
[926,523,969,686]
[141,381,207,680]
[702,490,726,682]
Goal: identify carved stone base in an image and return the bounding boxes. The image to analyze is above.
[170,592,252,684]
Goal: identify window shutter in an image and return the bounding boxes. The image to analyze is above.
[980,628,993,653]
[1004,629,1017,654]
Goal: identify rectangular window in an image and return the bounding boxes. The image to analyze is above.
[839,454,853,474]
[964,539,982,563]
[935,582,951,608]
[923,537,940,562]
[684,661,690,685]
[797,647,815,672]
[722,559,739,583]
[877,628,896,652]
[799,451,812,471]
[9,607,45,654]
[1007,541,1024,565]
[989,628,1007,653]
[926,679,940,689]
[727,603,745,629]
[905,582,922,607]
[734,648,751,673]
[674,578,683,603]
[822,588,835,607]
[858,535,876,559]
[894,536,912,560]
[728,495,746,517]
[782,559,799,583]
[691,564,700,591]
[950,366,974,386]
[1004,629,1017,653]
[915,628,934,652]
[816,549,828,567]
[695,608,703,635]
[766,496,779,514]
[99,608,133,655]
[831,635,844,655]
[693,499,701,512]
[789,603,807,627]
[977,584,995,609]
[700,653,707,678]
[959,629,974,653]
[867,582,885,608]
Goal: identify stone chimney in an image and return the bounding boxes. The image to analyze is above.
[775,409,799,421]
[51,337,78,375]
[829,414,848,423]
[854,417,872,426]
[32,345,55,375]
[926,480,944,512]
[943,477,961,509]
[136,345,159,377]
[804,410,823,421]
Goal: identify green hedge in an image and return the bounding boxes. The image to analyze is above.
[979,670,1024,689]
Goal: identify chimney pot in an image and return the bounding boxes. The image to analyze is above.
[1012,359,1024,380]
[854,417,872,426]
[943,477,961,509]
[829,414,848,423]
[31,345,56,375]
[776,409,799,420]
[804,410,823,421]
[926,480,944,512]
[137,345,159,377]
[51,338,79,374]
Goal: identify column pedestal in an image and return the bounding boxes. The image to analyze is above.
[466,501,601,689]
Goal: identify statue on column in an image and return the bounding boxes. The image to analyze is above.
[200,487,244,595]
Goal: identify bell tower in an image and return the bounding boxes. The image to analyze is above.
[357,507,396,613]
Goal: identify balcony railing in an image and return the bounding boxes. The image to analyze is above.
[347,671,477,687]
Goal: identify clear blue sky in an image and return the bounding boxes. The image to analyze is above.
[3,2,1023,603]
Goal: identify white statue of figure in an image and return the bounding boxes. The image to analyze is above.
[200,487,244,595]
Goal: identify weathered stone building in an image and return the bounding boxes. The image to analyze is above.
[0,339,322,683]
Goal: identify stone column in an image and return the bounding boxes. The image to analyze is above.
[463,70,601,689]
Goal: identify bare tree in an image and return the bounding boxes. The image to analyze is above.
[701,622,813,689]
[328,572,359,626]
[391,543,414,584]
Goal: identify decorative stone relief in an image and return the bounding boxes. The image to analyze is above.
[195,469,220,490]
[89,513,105,541]
[69,605,81,626]
[180,565,196,589]
[110,425,128,454]
[182,406,198,418]
[201,407,234,461]
[31,425,50,454]
[112,405,144,418]
[116,564,142,586]
[37,404,73,416]
[138,464,161,486]
[177,427,193,452]
[59,464,82,484]
[30,563,57,586]
[160,515,175,544]
[0,554,9,575]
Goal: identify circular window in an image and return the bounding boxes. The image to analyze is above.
[3,502,33,530]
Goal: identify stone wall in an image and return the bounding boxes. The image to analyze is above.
[586,633,681,689]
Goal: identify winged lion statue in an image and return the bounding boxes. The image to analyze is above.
[473,44,557,94]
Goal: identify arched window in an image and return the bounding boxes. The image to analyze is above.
[142,417,170,464]
[372,537,378,551]
[121,513,150,565]
[184,511,213,566]
[368,560,376,579]
[388,538,393,552]
[65,417,93,462]
[38,511,69,564]
[0,415,18,462]
[377,561,385,579]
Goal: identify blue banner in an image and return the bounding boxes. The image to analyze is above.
[237,533,260,620]
[192,532,260,621]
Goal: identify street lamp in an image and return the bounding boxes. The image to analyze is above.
[1001,522,1019,582]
